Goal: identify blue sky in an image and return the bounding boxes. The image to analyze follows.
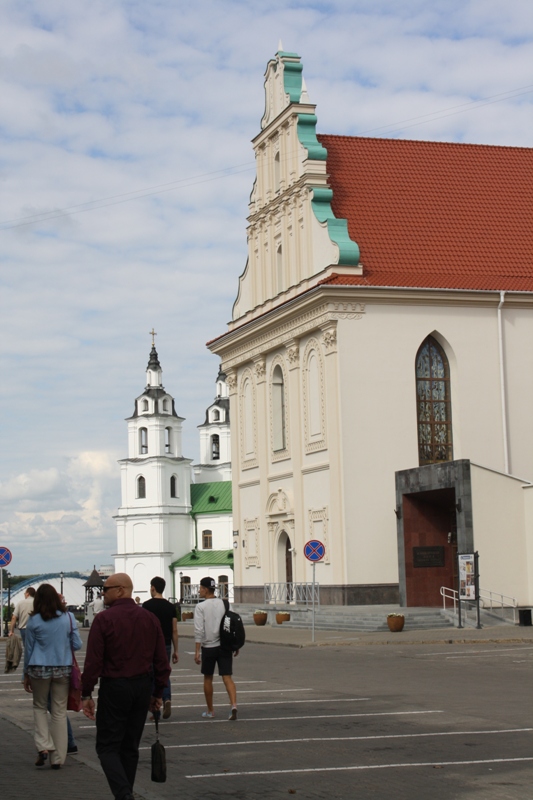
[1,0,532,575]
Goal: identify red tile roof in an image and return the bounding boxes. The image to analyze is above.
[316,135,533,292]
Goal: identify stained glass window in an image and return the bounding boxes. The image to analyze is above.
[416,337,453,465]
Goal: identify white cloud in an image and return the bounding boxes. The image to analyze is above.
[0,0,531,573]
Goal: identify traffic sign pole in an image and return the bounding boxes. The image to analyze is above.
[0,548,13,636]
[312,562,316,643]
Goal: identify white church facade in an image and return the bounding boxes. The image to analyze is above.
[114,344,234,602]
[208,49,533,609]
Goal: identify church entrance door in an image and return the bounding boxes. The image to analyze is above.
[402,488,456,606]
[277,531,293,603]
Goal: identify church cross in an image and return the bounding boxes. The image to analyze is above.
[149,328,157,346]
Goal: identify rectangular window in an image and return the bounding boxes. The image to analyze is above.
[202,530,213,550]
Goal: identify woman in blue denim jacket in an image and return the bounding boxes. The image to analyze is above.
[23,583,82,768]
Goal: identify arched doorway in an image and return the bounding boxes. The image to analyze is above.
[277,530,293,602]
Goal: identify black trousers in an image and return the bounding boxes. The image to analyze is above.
[96,675,151,800]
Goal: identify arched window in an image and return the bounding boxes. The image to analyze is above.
[165,427,171,454]
[202,530,213,549]
[137,475,146,499]
[139,427,148,455]
[212,409,220,421]
[162,399,168,412]
[170,475,177,498]
[276,244,283,294]
[272,364,286,451]
[211,434,220,460]
[141,399,149,412]
[274,151,281,191]
[416,336,453,465]
[218,575,229,598]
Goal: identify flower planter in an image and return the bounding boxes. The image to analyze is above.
[253,613,268,626]
[276,612,291,625]
[387,615,405,632]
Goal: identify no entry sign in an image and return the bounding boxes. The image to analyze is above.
[304,540,325,562]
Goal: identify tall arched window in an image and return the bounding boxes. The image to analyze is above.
[139,427,148,454]
[416,336,453,465]
[211,434,220,460]
[137,475,146,499]
[165,427,171,454]
[170,475,177,498]
[142,399,149,412]
[274,151,281,191]
[276,244,283,294]
[272,364,286,451]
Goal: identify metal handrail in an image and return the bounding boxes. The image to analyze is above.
[181,583,234,604]
[264,582,320,606]
[440,585,517,624]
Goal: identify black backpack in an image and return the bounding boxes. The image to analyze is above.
[219,599,246,652]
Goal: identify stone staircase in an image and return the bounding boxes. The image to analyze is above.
[233,603,456,633]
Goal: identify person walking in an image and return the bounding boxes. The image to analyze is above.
[23,583,82,769]
[194,576,238,720]
[142,576,179,719]
[9,587,36,645]
[81,573,170,800]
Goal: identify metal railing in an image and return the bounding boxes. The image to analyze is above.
[440,585,517,624]
[180,583,234,604]
[264,582,320,606]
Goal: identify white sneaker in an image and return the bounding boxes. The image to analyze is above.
[201,711,215,718]
[228,707,238,721]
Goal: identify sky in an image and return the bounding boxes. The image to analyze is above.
[1,0,532,576]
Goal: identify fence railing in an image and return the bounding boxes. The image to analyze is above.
[264,582,320,606]
[180,583,234,604]
[440,585,517,624]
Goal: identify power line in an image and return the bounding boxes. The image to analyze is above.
[1,83,531,232]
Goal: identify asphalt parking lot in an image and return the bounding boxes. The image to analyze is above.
[1,630,532,799]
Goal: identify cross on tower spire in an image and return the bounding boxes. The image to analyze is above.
[149,328,157,346]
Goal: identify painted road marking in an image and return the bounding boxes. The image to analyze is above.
[140,726,531,750]
[186,756,533,779]
[79,709,442,729]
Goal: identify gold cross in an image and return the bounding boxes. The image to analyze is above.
[149,328,157,346]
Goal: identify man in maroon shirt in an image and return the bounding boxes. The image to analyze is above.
[81,573,170,800]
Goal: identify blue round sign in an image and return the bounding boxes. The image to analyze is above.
[0,547,12,567]
[304,540,325,562]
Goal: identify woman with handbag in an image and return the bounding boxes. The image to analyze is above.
[23,583,82,769]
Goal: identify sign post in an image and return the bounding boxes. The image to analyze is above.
[457,551,481,629]
[304,540,325,643]
[0,547,13,637]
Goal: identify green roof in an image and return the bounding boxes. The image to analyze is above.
[190,481,232,515]
[170,550,234,568]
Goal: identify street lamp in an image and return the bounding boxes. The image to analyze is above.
[4,571,11,636]
[60,570,64,596]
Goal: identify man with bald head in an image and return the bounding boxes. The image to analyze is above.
[81,574,170,800]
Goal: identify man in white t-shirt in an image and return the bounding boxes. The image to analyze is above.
[9,587,36,645]
[194,577,238,720]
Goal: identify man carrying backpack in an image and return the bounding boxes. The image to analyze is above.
[194,577,238,721]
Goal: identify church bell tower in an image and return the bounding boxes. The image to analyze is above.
[114,333,193,599]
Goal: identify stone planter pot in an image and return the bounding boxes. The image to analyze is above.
[387,615,405,632]
[253,613,268,626]
[182,612,194,621]
[276,612,291,625]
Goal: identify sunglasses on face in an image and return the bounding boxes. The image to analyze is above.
[102,585,124,593]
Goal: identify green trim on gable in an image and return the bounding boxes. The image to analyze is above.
[190,481,232,515]
[282,58,303,103]
[296,114,327,161]
[170,550,234,569]
[311,188,361,265]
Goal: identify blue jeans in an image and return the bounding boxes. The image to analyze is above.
[163,645,171,703]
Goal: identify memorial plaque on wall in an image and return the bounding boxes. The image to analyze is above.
[413,546,445,568]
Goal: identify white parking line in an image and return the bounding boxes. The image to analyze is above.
[141,726,531,750]
[416,646,533,658]
[80,708,441,729]
[186,756,533,779]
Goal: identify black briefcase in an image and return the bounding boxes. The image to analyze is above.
[151,717,167,783]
